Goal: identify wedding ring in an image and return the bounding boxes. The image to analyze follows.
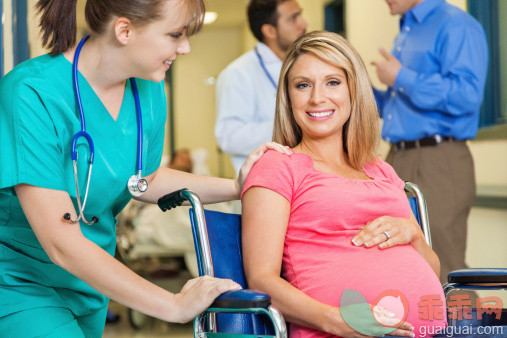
[384,230,390,240]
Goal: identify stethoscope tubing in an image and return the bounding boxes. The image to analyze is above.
[67,35,146,225]
[129,78,143,173]
[72,35,92,161]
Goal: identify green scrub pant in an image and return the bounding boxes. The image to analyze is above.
[0,306,107,337]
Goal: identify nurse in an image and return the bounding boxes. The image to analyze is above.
[0,0,291,336]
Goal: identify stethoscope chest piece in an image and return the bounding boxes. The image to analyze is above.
[128,174,148,197]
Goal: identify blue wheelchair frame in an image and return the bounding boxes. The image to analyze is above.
[157,182,506,337]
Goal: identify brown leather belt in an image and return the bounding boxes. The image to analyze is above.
[391,135,463,152]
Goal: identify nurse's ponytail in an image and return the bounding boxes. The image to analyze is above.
[36,0,205,56]
[36,0,77,56]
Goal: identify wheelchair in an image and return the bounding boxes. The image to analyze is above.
[158,182,506,338]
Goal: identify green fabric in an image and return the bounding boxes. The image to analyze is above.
[0,306,107,337]
[0,54,166,318]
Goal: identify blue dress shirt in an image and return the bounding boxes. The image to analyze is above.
[374,0,488,143]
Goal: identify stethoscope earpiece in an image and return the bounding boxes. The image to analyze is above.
[63,35,146,225]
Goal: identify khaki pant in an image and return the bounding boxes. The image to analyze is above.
[386,141,476,284]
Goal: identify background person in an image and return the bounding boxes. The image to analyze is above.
[371,0,488,283]
[241,31,446,337]
[169,148,193,173]
[215,0,307,175]
[0,0,291,336]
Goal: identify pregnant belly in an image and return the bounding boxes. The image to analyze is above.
[284,243,446,336]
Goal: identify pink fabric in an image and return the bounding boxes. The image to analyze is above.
[242,150,446,338]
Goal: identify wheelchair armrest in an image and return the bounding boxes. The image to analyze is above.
[211,289,271,309]
[448,268,507,284]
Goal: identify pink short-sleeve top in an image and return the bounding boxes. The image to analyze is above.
[242,150,446,338]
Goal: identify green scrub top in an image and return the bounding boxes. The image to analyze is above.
[0,54,166,318]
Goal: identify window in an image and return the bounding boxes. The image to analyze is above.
[324,0,346,37]
[1,1,4,78]
[468,0,507,130]
[0,0,29,79]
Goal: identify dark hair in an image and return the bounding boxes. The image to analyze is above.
[247,0,288,42]
[36,0,205,56]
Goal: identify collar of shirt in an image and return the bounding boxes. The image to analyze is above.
[255,42,283,65]
[404,0,444,25]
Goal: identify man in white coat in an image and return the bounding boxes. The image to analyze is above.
[215,0,307,174]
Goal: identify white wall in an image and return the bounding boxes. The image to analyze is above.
[174,27,243,178]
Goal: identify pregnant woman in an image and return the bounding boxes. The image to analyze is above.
[241,31,446,338]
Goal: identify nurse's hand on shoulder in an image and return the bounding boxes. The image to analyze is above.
[173,275,241,323]
[236,142,293,192]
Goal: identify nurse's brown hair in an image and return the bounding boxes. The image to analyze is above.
[36,0,205,56]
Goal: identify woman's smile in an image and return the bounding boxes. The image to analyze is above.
[306,109,335,121]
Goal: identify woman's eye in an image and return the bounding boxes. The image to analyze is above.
[169,32,183,39]
[328,80,341,86]
[295,83,309,89]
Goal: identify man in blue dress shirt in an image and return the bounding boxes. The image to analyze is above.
[372,0,488,283]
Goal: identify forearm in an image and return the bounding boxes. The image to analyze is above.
[52,234,183,323]
[137,167,239,204]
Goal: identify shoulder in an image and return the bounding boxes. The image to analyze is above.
[252,149,307,172]
[247,150,312,187]
[217,50,258,83]
[367,157,395,176]
[0,54,57,94]
[0,56,54,116]
[366,157,405,190]
[0,54,72,112]
[242,149,306,201]
[437,3,484,34]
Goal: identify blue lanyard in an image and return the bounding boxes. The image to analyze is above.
[254,47,277,90]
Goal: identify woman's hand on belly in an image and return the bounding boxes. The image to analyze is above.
[351,215,423,250]
[351,212,441,276]
[323,306,415,337]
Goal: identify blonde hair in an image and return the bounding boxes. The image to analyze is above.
[273,31,380,170]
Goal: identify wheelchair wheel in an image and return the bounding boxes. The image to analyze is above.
[128,308,152,330]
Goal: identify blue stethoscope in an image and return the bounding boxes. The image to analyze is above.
[254,47,277,90]
[64,35,148,225]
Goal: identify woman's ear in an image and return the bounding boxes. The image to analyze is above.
[113,17,133,45]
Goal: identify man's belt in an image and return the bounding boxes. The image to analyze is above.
[391,135,463,152]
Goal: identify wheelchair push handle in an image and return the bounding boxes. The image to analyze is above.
[157,188,189,211]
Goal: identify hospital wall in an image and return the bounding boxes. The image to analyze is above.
[17,0,507,270]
